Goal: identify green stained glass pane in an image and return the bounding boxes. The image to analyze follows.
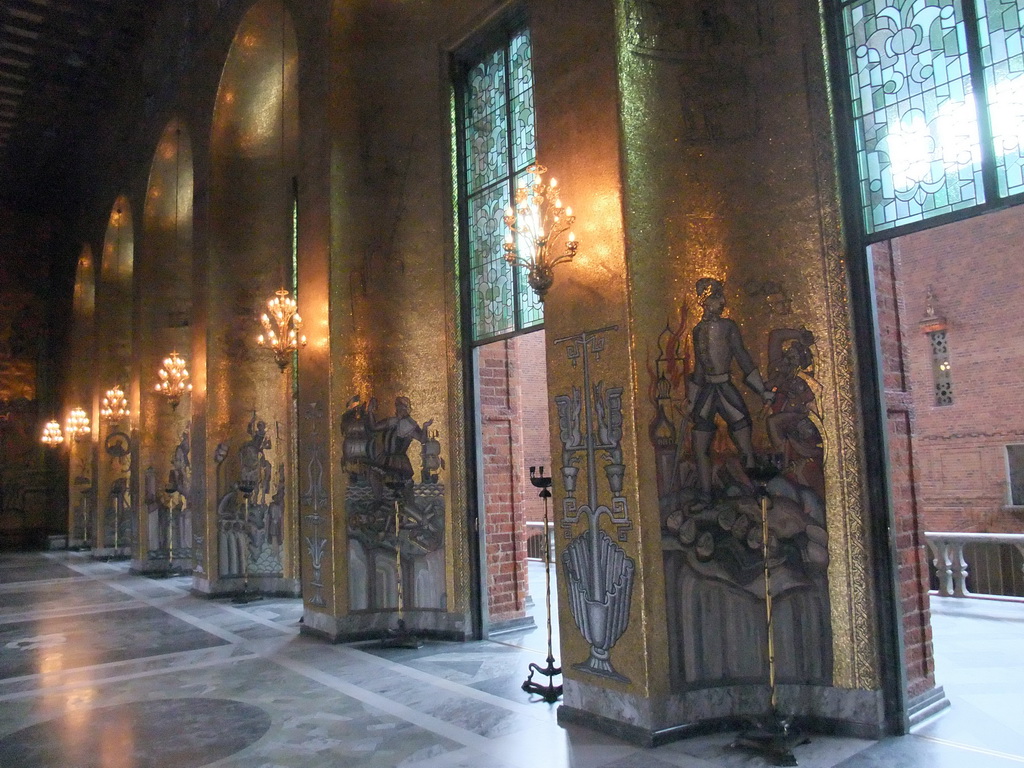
[976,0,1024,196]
[512,171,543,329]
[510,93,535,171]
[510,30,533,98]
[464,49,507,195]
[460,27,541,342]
[842,0,985,233]
[468,185,514,339]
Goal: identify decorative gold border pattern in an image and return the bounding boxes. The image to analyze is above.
[805,10,879,689]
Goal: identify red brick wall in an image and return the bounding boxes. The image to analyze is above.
[478,339,528,623]
[512,331,552,525]
[476,331,553,624]
[871,239,936,699]
[895,206,1024,533]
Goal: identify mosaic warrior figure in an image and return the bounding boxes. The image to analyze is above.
[687,277,774,500]
[366,396,433,489]
[240,413,272,501]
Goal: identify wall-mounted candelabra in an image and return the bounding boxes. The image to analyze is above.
[100,385,130,425]
[257,288,306,372]
[155,351,192,410]
[502,163,578,301]
[65,407,92,442]
[41,420,64,446]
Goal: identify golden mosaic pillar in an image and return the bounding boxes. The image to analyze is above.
[196,0,301,597]
[530,0,886,741]
[133,120,195,574]
[93,201,134,558]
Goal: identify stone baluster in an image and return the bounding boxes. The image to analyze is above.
[951,541,969,597]
[928,537,969,597]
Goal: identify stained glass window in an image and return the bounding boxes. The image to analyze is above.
[1007,444,1024,504]
[842,0,984,234]
[458,27,538,343]
[840,0,1024,236]
[928,329,954,405]
[976,0,1024,196]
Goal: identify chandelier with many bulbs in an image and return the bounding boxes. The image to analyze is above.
[257,288,307,372]
[155,352,192,410]
[101,385,130,424]
[502,164,578,302]
[65,407,91,442]
[41,420,64,446]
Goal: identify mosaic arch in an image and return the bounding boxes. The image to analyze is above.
[204,0,300,591]
[138,118,195,570]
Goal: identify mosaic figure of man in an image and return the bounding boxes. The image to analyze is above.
[688,277,774,500]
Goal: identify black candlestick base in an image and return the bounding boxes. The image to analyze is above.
[732,713,808,766]
[231,582,263,604]
[521,655,562,703]
[380,619,422,649]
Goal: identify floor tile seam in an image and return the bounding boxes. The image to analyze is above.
[914,734,1024,763]
[488,637,551,656]
[58,560,251,646]
[47,559,547,743]
[197,594,305,635]
[0,649,257,705]
[0,599,150,625]
[70,560,305,638]
[266,653,493,751]
[0,643,243,688]
[329,643,557,723]
[0,577,93,592]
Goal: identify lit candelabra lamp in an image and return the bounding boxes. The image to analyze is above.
[502,163,578,301]
[155,352,193,410]
[100,385,130,424]
[65,407,92,442]
[41,420,64,446]
[257,288,307,372]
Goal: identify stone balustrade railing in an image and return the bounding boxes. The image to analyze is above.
[925,531,1024,598]
[525,521,556,561]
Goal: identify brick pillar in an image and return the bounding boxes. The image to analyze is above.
[871,239,936,700]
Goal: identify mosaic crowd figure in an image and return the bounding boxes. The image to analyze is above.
[652,276,833,688]
[341,394,447,610]
[764,327,824,496]
[240,413,272,500]
[687,277,774,502]
[370,398,432,478]
[169,429,191,496]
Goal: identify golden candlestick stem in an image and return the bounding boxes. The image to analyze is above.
[168,500,174,565]
[761,492,778,711]
[543,503,554,661]
[394,498,404,621]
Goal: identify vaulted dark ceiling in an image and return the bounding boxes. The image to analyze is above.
[0,0,155,211]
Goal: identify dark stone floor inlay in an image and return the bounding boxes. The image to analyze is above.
[0,697,271,767]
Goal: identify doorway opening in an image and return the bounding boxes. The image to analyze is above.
[868,203,1024,723]
[474,329,556,644]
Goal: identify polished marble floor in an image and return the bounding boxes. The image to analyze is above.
[0,551,1021,767]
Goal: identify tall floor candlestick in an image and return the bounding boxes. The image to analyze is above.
[522,466,562,702]
[733,459,808,766]
[381,482,422,649]
[233,486,261,603]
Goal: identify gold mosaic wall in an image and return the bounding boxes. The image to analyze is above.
[205,0,300,583]
[614,0,878,689]
[136,119,195,561]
